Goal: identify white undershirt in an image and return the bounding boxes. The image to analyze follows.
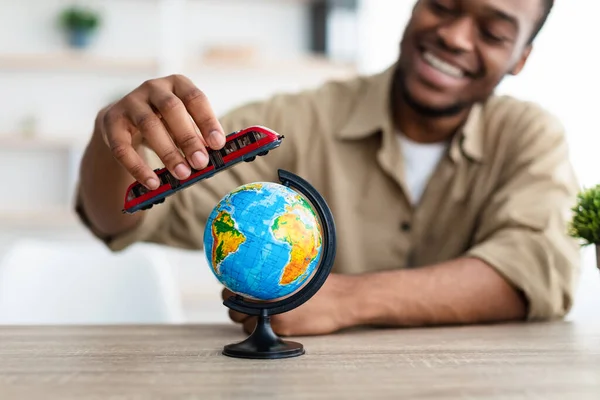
[397,133,449,206]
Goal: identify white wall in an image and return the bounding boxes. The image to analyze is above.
[0,0,160,57]
[0,0,161,136]
[355,0,412,74]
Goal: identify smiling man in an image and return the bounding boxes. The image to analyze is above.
[76,0,581,336]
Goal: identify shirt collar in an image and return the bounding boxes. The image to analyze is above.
[449,102,484,163]
[337,63,485,164]
[337,64,396,140]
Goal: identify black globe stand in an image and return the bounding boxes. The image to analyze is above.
[222,169,337,359]
[222,308,304,359]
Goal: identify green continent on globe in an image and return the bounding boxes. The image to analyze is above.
[271,202,322,285]
[211,210,246,274]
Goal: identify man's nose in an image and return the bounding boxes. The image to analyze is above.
[437,17,475,53]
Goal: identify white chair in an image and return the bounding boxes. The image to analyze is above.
[0,239,185,324]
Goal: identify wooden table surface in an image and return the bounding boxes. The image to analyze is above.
[0,321,598,399]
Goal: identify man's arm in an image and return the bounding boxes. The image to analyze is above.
[348,257,526,328]
[228,259,525,336]
[228,257,526,336]
[77,106,147,238]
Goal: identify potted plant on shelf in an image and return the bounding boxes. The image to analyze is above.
[58,6,101,49]
[569,184,600,269]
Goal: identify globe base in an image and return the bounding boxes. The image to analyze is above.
[223,310,305,359]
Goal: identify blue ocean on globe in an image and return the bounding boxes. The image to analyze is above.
[203,182,324,301]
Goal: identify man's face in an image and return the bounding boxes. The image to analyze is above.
[397,0,544,116]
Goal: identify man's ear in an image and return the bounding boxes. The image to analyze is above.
[510,45,533,75]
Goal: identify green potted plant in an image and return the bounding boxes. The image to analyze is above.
[58,6,101,49]
[569,184,600,268]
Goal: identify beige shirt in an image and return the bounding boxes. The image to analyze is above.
[76,63,581,321]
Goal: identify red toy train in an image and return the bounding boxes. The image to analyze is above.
[122,125,284,214]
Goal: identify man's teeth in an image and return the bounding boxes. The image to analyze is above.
[423,51,464,78]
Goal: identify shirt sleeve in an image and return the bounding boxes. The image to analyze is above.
[464,107,581,321]
[75,91,313,252]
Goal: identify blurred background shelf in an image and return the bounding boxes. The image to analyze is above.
[0,52,357,76]
[0,134,87,150]
[0,208,79,229]
[183,54,357,79]
[0,52,159,75]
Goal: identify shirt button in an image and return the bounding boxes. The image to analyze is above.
[400,221,411,232]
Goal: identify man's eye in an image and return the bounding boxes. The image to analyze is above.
[481,29,506,44]
[430,0,455,14]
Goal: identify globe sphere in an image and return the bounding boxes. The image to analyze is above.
[203,181,324,301]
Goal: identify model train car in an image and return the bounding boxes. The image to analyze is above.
[122,125,284,214]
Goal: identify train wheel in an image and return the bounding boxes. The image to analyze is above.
[156,198,165,204]
[258,151,269,156]
[245,156,256,162]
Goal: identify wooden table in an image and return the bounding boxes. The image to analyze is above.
[0,321,598,399]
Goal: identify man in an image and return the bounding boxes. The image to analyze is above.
[76,0,580,336]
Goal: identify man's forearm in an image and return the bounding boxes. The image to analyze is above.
[78,109,146,237]
[347,257,527,327]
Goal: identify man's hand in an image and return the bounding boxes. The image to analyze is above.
[77,74,230,239]
[223,274,358,337]
[99,74,226,190]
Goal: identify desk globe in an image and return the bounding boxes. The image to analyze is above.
[203,169,336,359]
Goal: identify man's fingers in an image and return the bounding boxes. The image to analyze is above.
[173,76,225,150]
[221,288,235,301]
[148,90,209,171]
[243,317,257,334]
[125,100,191,181]
[103,108,159,190]
[228,309,251,323]
[100,74,224,187]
